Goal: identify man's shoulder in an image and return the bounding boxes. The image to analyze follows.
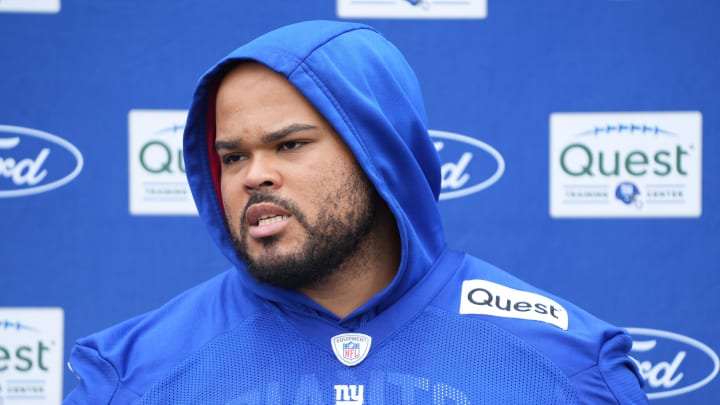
[425,253,646,402]
[434,253,628,372]
[71,268,263,396]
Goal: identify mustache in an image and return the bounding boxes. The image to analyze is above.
[241,192,304,226]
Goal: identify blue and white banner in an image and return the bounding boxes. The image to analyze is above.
[2,1,718,402]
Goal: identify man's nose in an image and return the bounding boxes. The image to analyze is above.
[243,155,282,192]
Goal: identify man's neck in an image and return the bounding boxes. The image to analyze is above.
[299,204,400,319]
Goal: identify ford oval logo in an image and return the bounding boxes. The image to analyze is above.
[430,130,504,200]
[626,327,719,399]
[0,125,84,197]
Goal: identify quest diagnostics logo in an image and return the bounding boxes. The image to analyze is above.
[337,0,486,19]
[0,308,64,405]
[430,130,504,201]
[0,125,83,198]
[550,112,702,218]
[627,328,719,400]
[128,109,196,215]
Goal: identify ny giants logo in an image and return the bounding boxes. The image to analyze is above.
[334,384,364,405]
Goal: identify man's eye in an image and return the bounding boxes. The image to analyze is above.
[279,141,305,151]
[221,154,246,165]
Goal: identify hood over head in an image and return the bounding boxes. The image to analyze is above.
[184,20,446,324]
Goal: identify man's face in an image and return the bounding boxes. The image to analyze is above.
[215,63,378,289]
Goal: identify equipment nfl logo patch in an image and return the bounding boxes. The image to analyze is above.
[331,333,372,366]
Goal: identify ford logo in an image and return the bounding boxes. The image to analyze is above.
[0,125,84,197]
[626,327,719,399]
[430,130,504,200]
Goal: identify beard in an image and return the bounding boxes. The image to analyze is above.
[226,170,379,290]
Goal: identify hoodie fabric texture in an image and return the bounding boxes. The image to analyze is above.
[64,20,647,404]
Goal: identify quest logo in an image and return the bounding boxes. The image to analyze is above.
[128,110,196,216]
[0,307,64,405]
[626,327,719,400]
[430,130,504,201]
[337,0,487,19]
[550,112,702,218]
[0,125,83,198]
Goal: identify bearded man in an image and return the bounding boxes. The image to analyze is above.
[65,20,647,404]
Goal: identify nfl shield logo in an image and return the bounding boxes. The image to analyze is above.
[331,333,372,366]
[343,342,360,360]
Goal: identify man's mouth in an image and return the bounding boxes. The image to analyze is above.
[258,214,288,226]
[244,202,293,240]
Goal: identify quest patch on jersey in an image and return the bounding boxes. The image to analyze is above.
[459,280,568,330]
[331,333,372,367]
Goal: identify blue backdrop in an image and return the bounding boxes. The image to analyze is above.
[2,0,718,402]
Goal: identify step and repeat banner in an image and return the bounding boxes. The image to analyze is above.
[1,1,718,403]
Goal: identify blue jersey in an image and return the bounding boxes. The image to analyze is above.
[64,20,647,404]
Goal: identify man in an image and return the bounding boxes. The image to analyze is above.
[65,20,647,403]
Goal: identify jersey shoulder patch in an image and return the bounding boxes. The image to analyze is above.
[459,279,568,330]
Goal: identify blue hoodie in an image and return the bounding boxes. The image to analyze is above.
[64,20,647,404]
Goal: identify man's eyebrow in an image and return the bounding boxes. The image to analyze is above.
[215,123,318,152]
[262,123,318,143]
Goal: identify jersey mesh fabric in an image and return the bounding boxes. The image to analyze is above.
[135,307,578,404]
